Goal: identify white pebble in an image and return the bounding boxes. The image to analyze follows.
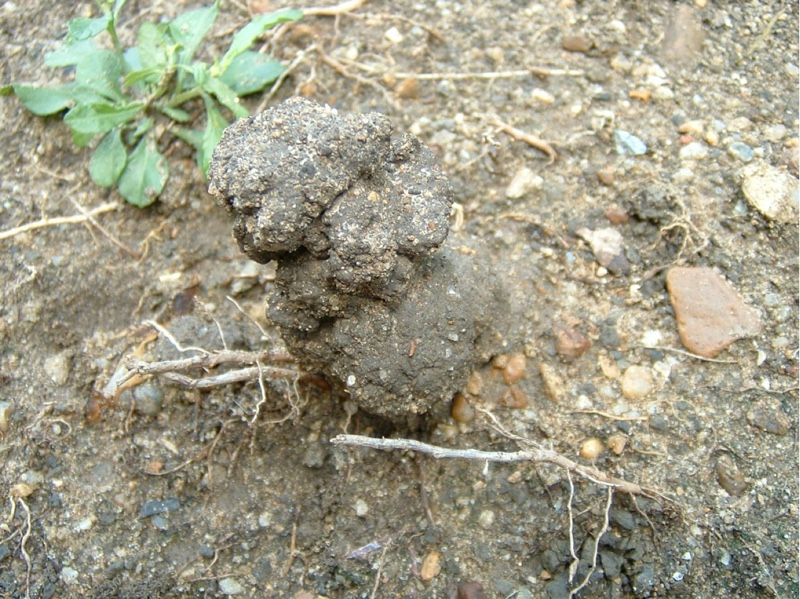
[621,365,654,400]
[355,499,369,517]
[385,27,404,44]
[219,578,244,595]
[478,510,495,529]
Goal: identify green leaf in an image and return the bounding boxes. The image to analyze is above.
[67,15,112,41]
[215,8,301,75]
[160,105,191,122]
[169,2,219,66]
[197,96,228,176]
[71,129,96,148]
[12,84,73,115]
[174,126,203,150]
[64,101,143,134]
[45,38,99,68]
[118,137,168,207]
[90,129,127,187]
[219,51,285,96]
[137,22,167,70]
[75,48,125,101]
[131,117,154,139]
[123,66,163,88]
[202,76,248,118]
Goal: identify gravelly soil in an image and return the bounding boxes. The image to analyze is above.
[0,1,797,598]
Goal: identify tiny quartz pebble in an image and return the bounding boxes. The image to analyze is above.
[580,437,604,460]
[621,365,654,400]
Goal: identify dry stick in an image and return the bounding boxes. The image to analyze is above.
[571,410,648,422]
[156,365,299,390]
[641,345,738,364]
[259,43,319,111]
[125,349,293,379]
[318,53,397,106]
[331,435,661,499]
[304,0,367,17]
[489,116,559,164]
[0,202,117,241]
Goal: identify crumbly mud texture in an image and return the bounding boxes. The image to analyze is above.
[209,97,506,418]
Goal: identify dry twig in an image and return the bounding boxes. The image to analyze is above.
[0,202,118,242]
[489,116,559,164]
[330,434,662,499]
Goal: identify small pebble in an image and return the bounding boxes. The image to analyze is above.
[553,324,591,360]
[628,88,652,102]
[621,365,654,400]
[746,401,790,436]
[500,385,527,409]
[502,354,526,384]
[579,437,604,460]
[716,454,748,496]
[0,401,13,433]
[44,352,71,386]
[740,162,799,223]
[140,498,181,518]
[576,227,630,274]
[597,167,616,186]
[505,167,542,199]
[219,577,244,595]
[133,382,164,416]
[478,510,495,529]
[465,370,483,395]
[607,433,627,455]
[354,499,369,517]
[531,88,555,104]
[451,393,475,423]
[395,78,418,99]
[384,26,404,44]
[458,581,487,599]
[666,267,762,357]
[420,551,442,581]
[704,130,720,146]
[539,363,566,403]
[727,141,754,162]
[679,142,709,160]
[614,130,647,155]
[653,86,675,101]
[562,34,591,53]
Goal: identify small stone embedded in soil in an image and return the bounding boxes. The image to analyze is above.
[621,365,654,400]
[553,324,591,359]
[420,551,442,581]
[562,33,591,53]
[500,385,527,408]
[0,400,13,433]
[505,166,542,199]
[478,509,495,529]
[716,454,748,496]
[607,433,627,455]
[746,401,790,436]
[43,351,71,386]
[140,497,181,518]
[579,437,604,460]
[727,141,755,162]
[576,227,630,274]
[451,393,475,423]
[613,130,647,156]
[502,353,526,384]
[740,162,799,223]
[666,267,762,357]
[458,581,487,599]
[219,577,244,595]
[538,363,566,403]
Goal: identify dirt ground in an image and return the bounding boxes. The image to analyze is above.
[1,0,798,597]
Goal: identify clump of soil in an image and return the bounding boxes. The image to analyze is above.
[209,97,506,418]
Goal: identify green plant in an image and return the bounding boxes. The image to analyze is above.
[1,0,302,207]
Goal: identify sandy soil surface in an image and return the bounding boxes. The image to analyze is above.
[0,1,797,597]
